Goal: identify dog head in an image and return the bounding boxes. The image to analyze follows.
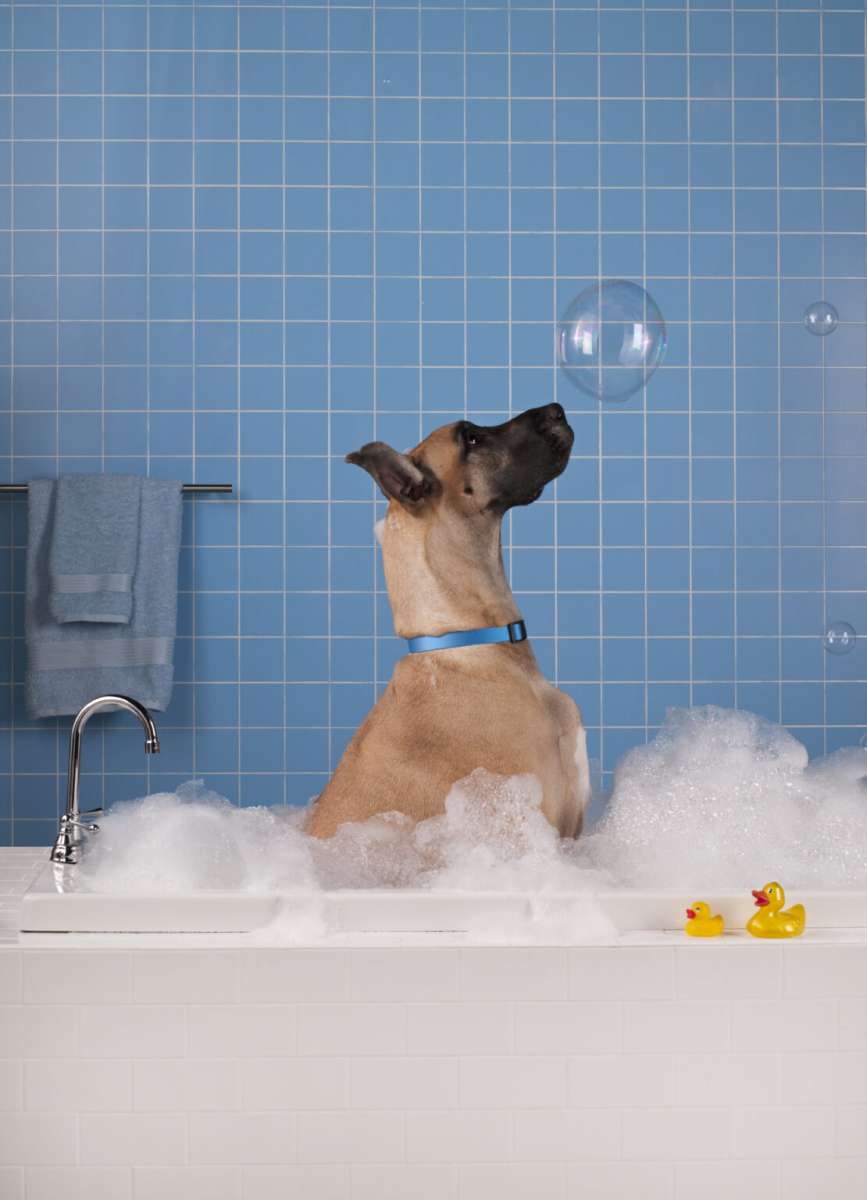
[347,404,574,518]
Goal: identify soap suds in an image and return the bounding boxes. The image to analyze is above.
[78,707,867,909]
[580,705,867,888]
[79,770,608,896]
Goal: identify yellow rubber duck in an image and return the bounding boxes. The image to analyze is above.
[684,901,725,938]
[746,881,806,939]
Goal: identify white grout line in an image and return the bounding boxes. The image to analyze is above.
[325,1,334,784]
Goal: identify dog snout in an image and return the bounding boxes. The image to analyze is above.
[530,404,573,450]
[530,403,568,431]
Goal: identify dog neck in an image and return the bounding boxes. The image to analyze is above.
[379,505,521,641]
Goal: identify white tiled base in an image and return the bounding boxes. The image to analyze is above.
[2,854,867,1197]
[0,940,866,1198]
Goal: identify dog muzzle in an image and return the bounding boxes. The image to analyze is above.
[406,620,527,654]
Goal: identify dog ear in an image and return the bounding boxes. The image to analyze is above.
[346,441,437,507]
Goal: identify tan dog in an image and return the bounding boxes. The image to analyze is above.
[306,404,590,839]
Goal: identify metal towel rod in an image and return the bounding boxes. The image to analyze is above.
[0,483,232,495]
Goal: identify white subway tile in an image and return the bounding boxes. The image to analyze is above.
[133,952,238,1003]
[676,1052,781,1106]
[0,953,22,1002]
[674,946,782,1001]
[25,1059,132,1112]
[24,1167,132,1200]
[515,1109,621,1162]
[80,1114,186,1165]
[0,1007,70,1058]
[785,947,867,999]
[79,1005,185,1059]
[0,1114,75,1164]
[23,952,131,1004]
[298,1004,405,1056]
[732,999,838,1052]
[840,998,867,1049]
[187,1005,295,1058]
[570,948,674,1001]
[732,1104,834,1159]
[460,1056,567,1109]
[135,1167,241,1200]
[189,1113,295,1165]
[780,1158,864,1199]
[461,949,568,1001]
[781,1052,835,1105]
[351,1165,457,1200]
[836,1106,867,1157]
[351,1057,458,1110]
[569,1053,677,1108]
[460,1163,567,1200]
[297,1111,404,1164]
[352,950,460,1001]
[240,1057,348,1110]
[0,1168,22,1200]
[566,1162,674,1200]
[515,1002,620,1055]
[623,1108,729,1161]
[407,1110,512,1163]
[408,1003,512,1056]
[242,1166,348,1200]
[623,1002,730,1053]
[675,1160,780,1200]
[835,1052,867,1104]
[240,951,350,1003]
[134,1059,238,1111]
[0,1061,20,1110]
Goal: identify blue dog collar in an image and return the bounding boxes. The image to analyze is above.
[407,619,527,654]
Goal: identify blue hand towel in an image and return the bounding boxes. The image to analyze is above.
[26,477,183,718]
[49,474,142,624]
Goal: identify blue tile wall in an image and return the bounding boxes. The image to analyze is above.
[1,0,866,844]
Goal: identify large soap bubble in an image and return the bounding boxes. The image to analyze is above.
[558,279,667,400]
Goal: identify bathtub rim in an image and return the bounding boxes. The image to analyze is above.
[17,861,867,937]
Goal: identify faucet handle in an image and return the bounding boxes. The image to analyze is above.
[67,813,101,833]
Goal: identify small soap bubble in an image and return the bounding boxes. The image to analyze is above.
[804,300,839,336]
[824,621,856,655]
[557,280,667,401]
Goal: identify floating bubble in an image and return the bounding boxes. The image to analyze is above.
[557,280,667,401]
[804,300,838,336]
[824,621,856,655]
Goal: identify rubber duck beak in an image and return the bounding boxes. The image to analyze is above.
[752,890,769,907]
[686,908,696,920]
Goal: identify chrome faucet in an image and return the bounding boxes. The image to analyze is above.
[50,695,160,865]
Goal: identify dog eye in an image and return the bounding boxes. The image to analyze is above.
[463,427,483,449]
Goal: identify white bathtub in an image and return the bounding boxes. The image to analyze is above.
[6,848,867,1196]
[18,860,867,940]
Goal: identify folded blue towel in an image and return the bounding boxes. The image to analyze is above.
[26,477,183,718]
[49,474,142,624]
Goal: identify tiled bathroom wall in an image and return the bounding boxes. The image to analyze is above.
[0,0,866,842]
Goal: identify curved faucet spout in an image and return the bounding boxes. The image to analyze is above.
[50,695,161,866]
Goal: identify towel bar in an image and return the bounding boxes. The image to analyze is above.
[0,483,232,495]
